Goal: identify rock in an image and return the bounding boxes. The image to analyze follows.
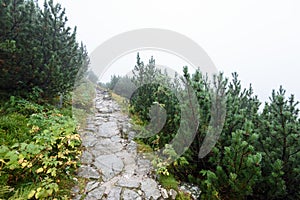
[81,133,98,147]
[141,178,161,200]
[136,157,153,175]
[117,176,140,188]
[98,107,113,113]
[107,187,122,200]
[85,186,106,199]
[127,140,137,154]
[161,188,169,199]
[116,151,136,176]
[97,121,119,138]
[77,165,100,179]
[122,189,142,200]
[85,123,96,132]
[103,94,111,100]
[91,139,123,156]
[85,181,99,192]
[179,183,201,199]
[80,151,93,164]
[128,131,136,140]
[94,154,124,181]
[169,189,178,200]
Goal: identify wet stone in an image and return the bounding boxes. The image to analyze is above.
[169,189,178,200]
[117,176,141,188]
[106,187,122,200]
[128,131,136,140]
[85,186,106,200]
[81,134,98,147]
[91,139,123,156]
[85,181,99,192]
[161,188,169,199]
[77,165,100,179]
[122,189,142,200]
[94,154,124,181]
[103,94,111,100]
[141,178,161,200]
[97,121,119,138]
[98,107,113,113]
[80,151,93,164]
[127,140,137,154]
[136,157,153,175]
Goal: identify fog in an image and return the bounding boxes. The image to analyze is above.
[51,0,300,104]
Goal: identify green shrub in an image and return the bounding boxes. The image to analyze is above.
[113,54,300,200]
[3,96,45,116]
[0,113,30,145]
[0,109,81,199]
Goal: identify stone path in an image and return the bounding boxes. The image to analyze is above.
[71,89,177,200]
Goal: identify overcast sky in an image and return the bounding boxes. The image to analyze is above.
[51,0,300,104]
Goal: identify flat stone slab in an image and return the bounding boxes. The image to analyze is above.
[91,139,123,156]
[97,121,119,138]
[116,176,141,188]
[116,151,137,176]
[141,178,161,200]
[85,181,99,193]
[80,151,94,164]
[85,186,106,200]
[106,186,122,200]
[135,157,153,175]
[77,165,100,179]
[122,189,142,200]
[81,133,98,147]
[94,154,124,181]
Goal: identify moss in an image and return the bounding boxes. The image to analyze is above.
[158,174,179,190]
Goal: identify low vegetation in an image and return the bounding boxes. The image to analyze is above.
[0,0,96,199]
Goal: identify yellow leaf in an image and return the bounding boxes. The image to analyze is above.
[28,190,36,199]
[21,162,27,168]
[36,167,43,173]
[27,162,32,168]
[18,158,24,164]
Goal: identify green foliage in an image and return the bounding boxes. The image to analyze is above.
[254,86,300,199]
[200,125,262,199]
[0,0,89,100]
[0,185,14,199]
[72,79,96,112]
[130,54,181,149]
[158,174,179,190]
[2,96,45,116]
[122,54,300,199]
[0,112,30,146]
[176,191,192,200]
[0,102,81,199]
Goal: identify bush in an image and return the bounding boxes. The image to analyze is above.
[0,105,81,199]
[124,54,300,200]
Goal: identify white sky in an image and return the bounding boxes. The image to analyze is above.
[50,0,300,104]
